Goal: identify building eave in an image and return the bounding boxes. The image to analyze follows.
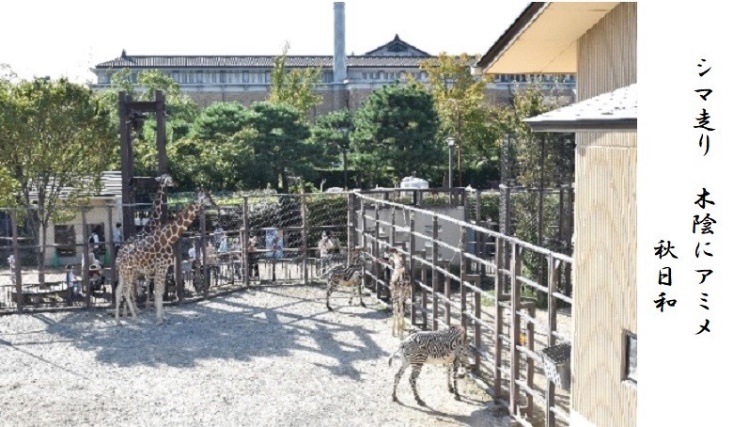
[476,2,619,74]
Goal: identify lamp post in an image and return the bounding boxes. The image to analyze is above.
[339,127,350,189]
[446,137,455,189]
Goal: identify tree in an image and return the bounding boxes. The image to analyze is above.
[420,53,496,185]
[352,82,442,186]
[240,102,314,193]
[0,77,116,282]
[310,110,353,188]
[269,43,323,120]
[190,102,250,142]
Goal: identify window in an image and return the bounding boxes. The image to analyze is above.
[54,225,76,257]
[220,71,227,84]
[624,332,637,383]
[196,71,204,84]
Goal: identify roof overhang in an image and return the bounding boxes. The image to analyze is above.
[525,83,637,133]
[476,2,619,74]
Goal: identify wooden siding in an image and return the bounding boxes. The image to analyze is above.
[576,2,637,101]
[573,3,637,427]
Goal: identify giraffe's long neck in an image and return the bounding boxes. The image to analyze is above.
[145,184,168,232]
[161,200,203,245]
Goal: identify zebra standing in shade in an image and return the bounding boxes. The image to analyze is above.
[322,247,366,311]
[388,325,470,406]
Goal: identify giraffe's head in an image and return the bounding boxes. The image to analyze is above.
[156,173,175,188]
[196,188,217,208]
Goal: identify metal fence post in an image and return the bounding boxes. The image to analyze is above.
[373,204,381,298]
[493,238,505,395]
[546,255,560,427]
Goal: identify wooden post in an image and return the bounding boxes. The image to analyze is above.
[106,203,118,301]
[200,207,208,297]
[493,238,504,395]
[419,250,427,329]
[347,193,355,261]
[81,208,91,308]
[459,227,468,331]
[11,210,23,312]
[301,189,309,285]
[444,261,451,326]
[431,214,439,331]
[408,211,416,326]
[243,197,250,287]
[472,276,482,373]
[546,255,560,427]
[509,243,522,415]
[360,196,367,291]
[118,92,135,242]
[373,204,381,299]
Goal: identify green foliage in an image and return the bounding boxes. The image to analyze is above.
[269,43,323,119]
[190,102,250,142]
[352,82,442,186]
[420,53,498,169]
[241,102,314,193]
[0,76,116,279]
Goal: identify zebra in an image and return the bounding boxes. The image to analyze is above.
[321,248,367,311]
[388,325,470,406]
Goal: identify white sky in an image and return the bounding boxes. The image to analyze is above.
[1,0,529,84]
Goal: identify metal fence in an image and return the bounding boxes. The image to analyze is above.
[350,191,573,427]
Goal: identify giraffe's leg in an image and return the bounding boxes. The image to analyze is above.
[409,362,426,406]
[124,280,137,320]
[348,284,354,305]
[115,275,123,323]
[154,268,167,325]
[326,282,335,311]
[358,281,365,307]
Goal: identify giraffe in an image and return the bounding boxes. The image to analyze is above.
[114,174,174,315]
[116,188,216,324]
[387,248,412,339]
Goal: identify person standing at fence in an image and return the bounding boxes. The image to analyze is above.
[247,235,260,279]
[112,223,123,250]
[8,254,16,288]
[214,223,224,248]
[318,231,341,273]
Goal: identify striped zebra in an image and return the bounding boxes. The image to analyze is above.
[388,325,469,406]
[322,248,366,311]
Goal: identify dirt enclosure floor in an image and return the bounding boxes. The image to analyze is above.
[0,284,512,427]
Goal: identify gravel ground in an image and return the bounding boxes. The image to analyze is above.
[0,284,512,427]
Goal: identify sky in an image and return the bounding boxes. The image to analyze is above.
[1,0,529,84]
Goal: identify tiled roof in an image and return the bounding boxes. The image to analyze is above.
[524,84,637,132]
[29,171,122,200]
[363,34,432,57]
[94,54,432,69]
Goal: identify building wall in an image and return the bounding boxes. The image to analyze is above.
[571,3,637,427]
[44,198,122,267]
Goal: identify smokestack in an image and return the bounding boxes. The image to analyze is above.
[333,2,347,84]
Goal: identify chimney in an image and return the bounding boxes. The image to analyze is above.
[333,2,347,84]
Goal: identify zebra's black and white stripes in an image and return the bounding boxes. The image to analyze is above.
[322,248,366,311]
[388,325,469,406]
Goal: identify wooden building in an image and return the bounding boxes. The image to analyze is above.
[476,3,637,426]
